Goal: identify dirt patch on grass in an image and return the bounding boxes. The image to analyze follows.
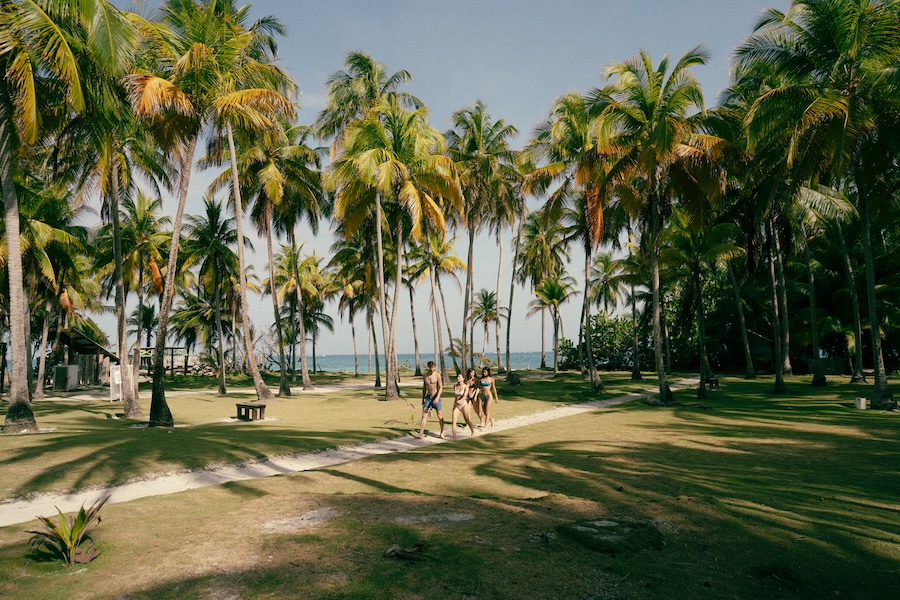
[260,507,342,533]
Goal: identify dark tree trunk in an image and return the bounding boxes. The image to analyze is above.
[727,261,756,379]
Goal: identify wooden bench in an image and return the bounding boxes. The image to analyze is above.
[708,377,720,390]
[236,402,267,421]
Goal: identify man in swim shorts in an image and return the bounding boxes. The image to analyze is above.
[415,361,444,439]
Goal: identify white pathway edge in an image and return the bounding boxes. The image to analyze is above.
[0,378,698,527]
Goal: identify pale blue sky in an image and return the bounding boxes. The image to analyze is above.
[111,0,786,357]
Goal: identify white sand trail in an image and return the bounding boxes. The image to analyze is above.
[0,378,698,527]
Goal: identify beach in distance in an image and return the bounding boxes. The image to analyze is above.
[270,351,554,374]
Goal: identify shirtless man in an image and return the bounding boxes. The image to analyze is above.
[414,361,444,439]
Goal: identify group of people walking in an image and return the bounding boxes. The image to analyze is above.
[415,361,499,440]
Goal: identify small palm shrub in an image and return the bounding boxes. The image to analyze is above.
[28,496,109,564]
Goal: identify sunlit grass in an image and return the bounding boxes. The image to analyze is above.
[0,372,897,599]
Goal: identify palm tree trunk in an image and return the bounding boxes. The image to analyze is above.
[150,136,200,426]
[649,190,674,404]
[110,139,142,417]
[696,269,709,400]
[408,286,422,377]
[264,221,290,396]
[630,280,642,381]
[287,240,313,390]
[583,244,603,392]
[727,261,756,378]
[370,310,382,389]
[1,98,37,432]
[33,303,51,401]
[768,227,788,394]
[578,298,588,377]
[435,272,460,374]
[137,265,145,375]
[214,290,227,394]
[374,191,396,399]
[226,123,273,402]
[385,228,405,397]
[803,236,826,387]
[857,175,895,409]
[552,310,560,375]
[506,218,522,380]
[495,230,505,373]
[289,300,297,383]
[835,223,865,382]
[461,223,476,372]
[773,232,792,376]
[540,310,547,369]
[430,271,449,384]
[350,310,359,378]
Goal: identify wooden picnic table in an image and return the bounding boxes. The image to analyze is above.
[236,402,267,421]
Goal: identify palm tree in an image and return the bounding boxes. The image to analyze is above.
[590,253,627,317]
[737,0,899,408]
[210,121,325,395]
[515,211,569,369]
[527,275,577,374]
[589,47,723,404]
[314,50,422,150]
[182,196,240,394]
[329,99,462,400]
[9,176,87,400]
[662,209,742,398]
[1,0,135,432]
[471,288,499,360]
[328,229,379,381]
[422,231,465,378]
[127,0,294,423]
[523,92,614,392]
[447,102,518,371]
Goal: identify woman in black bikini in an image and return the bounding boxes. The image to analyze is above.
[465,368,481,423]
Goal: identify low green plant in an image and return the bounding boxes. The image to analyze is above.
[28,496,109,565]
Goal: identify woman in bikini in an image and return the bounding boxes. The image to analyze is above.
[451,373,476,439]
[465,368,481,423]
[479,367,499,428]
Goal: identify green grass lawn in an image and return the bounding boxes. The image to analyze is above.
[0,372,898,599]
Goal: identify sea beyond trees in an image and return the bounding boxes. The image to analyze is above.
[2,0,898,432]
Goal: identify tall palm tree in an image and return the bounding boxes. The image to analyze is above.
[737,0,899,408]
[447,102,518,371]
[314,50,422,151]
[524,92,614,392]
[210,121,326,395]
[1,0,134,431]
[329,99,462,400]
[182,195,240,394]
[127,0,294,423]
[590,47,723,404]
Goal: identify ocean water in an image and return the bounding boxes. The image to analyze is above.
[277,351,554,373]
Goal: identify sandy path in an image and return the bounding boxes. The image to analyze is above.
[0,378,698,527]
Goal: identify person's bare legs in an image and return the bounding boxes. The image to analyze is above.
[461,403,476,437]
[435,409,445,438]
[484,397,494,428]
[415,408,430,439]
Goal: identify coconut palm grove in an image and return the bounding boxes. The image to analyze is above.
[2,0,899,431]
